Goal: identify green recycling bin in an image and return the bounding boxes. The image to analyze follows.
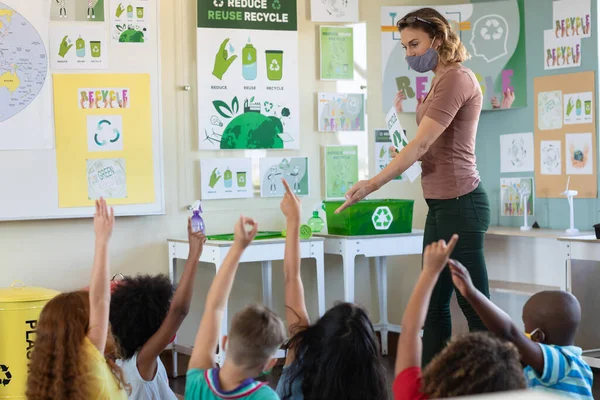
[0,282,59,399]
[323,199,414,236]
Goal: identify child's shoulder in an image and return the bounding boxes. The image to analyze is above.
[249,384,279,400]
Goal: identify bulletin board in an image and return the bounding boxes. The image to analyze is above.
[534,71,596,198]
[0,0,164,221]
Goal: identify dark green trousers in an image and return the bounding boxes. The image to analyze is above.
[421,183,491,367]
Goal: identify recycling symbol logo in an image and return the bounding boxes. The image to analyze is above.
[269,59,280,71]
[481,18,503,40]
[213,0,224,7]
[272,0,281,10]
[94,119,121,146]
[372,206,393,231]
[0,365,11,386]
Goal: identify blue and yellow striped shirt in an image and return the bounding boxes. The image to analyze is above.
[524,344,593,399]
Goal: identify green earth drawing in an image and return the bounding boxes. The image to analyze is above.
[220,112,284,149]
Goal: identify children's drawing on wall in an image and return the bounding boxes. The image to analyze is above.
[200,158,253,200]
[540,140,562,175]
[381,1,525,112]
[310,0,358,22]
[537,90,563,130]
[259,157,309,197]
[543,30,581,70]
[553,0,591,39]
[50,26,108,69]
[110,0,148,43]
[78,87,130,109]
[320,26,354,80]
[565,133,593,175]
[87,115,123,152]
[374,129,403,181]
[324,145,359,200]
[500,133,534,173]
[87,158,127,199]
[500,177,534,217]
[564,92,593,125]
[51,0,105,22]
[317,93,365,132]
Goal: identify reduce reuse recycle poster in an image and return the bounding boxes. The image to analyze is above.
[197,0,300,150]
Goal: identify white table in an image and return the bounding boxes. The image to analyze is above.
[316,231,424,355]
[167,237,325,376]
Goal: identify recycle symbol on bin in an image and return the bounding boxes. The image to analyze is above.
[213,0,224,7]
[92,44,100,53]
[1,365,11,386]
[372,206,393,230]
[269,59,280,71]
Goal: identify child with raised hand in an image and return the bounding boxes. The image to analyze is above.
[109,218,206,399]
[185,215,286,399]
[277,179,388,400]
[27,198,129,400]
[394,235,526,400]
[449,259,593,399]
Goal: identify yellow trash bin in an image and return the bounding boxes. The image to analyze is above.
[0,282,59,399]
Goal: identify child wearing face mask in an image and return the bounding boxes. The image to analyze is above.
[449,260,593,399]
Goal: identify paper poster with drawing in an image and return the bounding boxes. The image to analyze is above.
[564,92,593,124]
[381,1,526,112]
[259,157,309,197]
[500,177,534,217]
[540,140,561,175]
[385,108,421,182]
[317,93,365,132]
[200,158,253,200]
[50,25,108,69]
[324,145,358,200]
[51,0,105,22]
[197,0,299,150]
[537,90,563,130]
[320,26,354,80]
[553,0,591,39]
[565,133,593,175]
[500,132,534,173]
[374,129,403,181]
[110,0,149,43]
[543,30,581,70]
[87,158,127,199]
[311,0,359,22]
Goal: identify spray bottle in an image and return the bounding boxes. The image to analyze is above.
[191,200,205,234]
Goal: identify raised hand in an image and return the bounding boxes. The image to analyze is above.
[233,215,258,248]
[449,259,476,298]
[280,179,301,223]
[94,197,115,244]
[422,234,458,275]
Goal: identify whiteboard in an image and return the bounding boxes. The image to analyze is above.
[0,0,164,221]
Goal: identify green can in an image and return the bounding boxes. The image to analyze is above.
[323,199,414,236]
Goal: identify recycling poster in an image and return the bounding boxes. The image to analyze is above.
[197,0,299,150]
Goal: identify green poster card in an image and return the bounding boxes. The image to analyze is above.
[198,0,298,31]
[320,26,354,80]
[324,145,359,199]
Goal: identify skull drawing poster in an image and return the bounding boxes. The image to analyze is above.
[381,1,527,112]
[197,0,299,150]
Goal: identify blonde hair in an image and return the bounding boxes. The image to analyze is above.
[397,8,470,64]
[227,304,286,369]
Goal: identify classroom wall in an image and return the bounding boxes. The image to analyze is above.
[475,0,600,230]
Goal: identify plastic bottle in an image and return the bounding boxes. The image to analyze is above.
[576,98,582,116]
[242,37,257,81]
[76,36,85,57]
[307,210,324,233]
[127,3,133,18]
[224,167,232,188]
[191,204,205,234]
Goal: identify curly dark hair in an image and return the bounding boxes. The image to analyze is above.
[109,274,174,359]
[27,291,129,400]
[422,332,526,398]
[281,303,388,400]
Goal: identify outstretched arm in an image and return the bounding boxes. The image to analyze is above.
[88,198,115,353]
[449,260,544,373]
[396,235,458,375]
[137,219,206,379]
[280,179,309,365]
[188,216,258,370]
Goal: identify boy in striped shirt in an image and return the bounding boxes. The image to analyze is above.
[185,216,286,399]
[450,260,593,399]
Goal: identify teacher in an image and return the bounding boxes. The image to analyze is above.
[336,8,491,366]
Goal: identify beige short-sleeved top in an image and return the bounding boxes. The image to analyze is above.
[416,64,483,200]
